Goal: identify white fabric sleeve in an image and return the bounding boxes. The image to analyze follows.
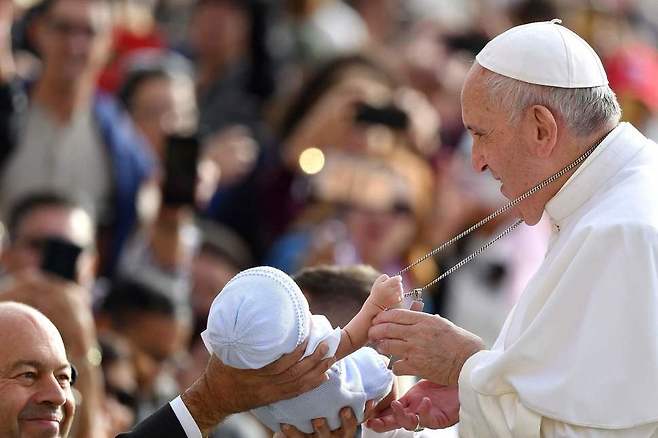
[169,396,203,438]
[361,427,441,437]
[540,420,658,437]
[459,353,658,438]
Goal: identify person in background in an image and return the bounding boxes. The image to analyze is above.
[0,302,76,438]
[1,192,96,289]
[98,334,139,437]
[98,278,192,422]
[293,264,377,328]
[0,0,153,276]
[605,43,658,141]
[0,276,105,437]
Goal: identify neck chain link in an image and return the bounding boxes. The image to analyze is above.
[399,136,606,300]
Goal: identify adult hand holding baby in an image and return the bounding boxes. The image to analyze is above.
[181,340,335,436]
[275,400,378,438]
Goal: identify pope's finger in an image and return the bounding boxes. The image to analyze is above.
[391,359,417,377]
[409,300,424,312]
[372,308,424,325]
[391,401,418,431]
[417,397,434,427]
[365,414,402,433]
[368,322,415,343]
[375,339,410,357]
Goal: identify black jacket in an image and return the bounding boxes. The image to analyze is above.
[117,404,187,438]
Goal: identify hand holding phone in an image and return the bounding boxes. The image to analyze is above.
[40,237,83,282]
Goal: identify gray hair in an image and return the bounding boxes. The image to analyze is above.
[477,64,621,137]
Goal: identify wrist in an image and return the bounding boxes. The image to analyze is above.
[181,372,229,435]
[447,335,484,386]
[364,297,387,314]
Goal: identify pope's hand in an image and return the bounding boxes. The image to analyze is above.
[368,309,484,386]
[366,380,459,432]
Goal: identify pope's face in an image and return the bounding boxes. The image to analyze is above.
[0,312,75,438]
[461,67,539,222]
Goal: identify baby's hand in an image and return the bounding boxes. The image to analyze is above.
[367,274,404,312]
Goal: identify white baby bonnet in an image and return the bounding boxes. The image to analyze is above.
[201,266,325,368]
[201,266,394,433]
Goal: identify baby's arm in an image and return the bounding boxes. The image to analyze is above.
[335,274,403,360]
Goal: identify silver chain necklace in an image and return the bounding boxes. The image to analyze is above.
[398,138,604,301]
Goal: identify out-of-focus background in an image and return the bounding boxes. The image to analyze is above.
[0,0,656,436]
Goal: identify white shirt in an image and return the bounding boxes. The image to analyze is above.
[0,102,112,222]
[458,123,658,437]
[170,396,202,438]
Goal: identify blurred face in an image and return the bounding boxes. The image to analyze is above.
[347,204,416,269]
[461,67,537,221]
[0,310,75,438]
[191,251,238,318]
[189,1,248,65]
[130,75,197,160]
[121,314,189,393]
[37,0,111,83]
[2,206,96,285]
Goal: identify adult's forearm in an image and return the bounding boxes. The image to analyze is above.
[180,373,230,436]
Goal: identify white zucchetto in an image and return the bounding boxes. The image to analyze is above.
[476,19,608,88]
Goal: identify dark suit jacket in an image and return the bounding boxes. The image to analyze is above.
[117,404,187,438]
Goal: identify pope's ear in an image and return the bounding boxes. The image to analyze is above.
[527,105,558,158]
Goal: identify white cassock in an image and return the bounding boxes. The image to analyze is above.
[458,122,658,437]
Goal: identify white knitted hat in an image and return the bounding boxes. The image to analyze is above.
[476,19,608,88]
[201,266,311,369]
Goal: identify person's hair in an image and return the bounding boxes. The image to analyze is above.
[38,0,111,16]
[279,55,398,140]
[197,220,253,271]
[118,51,194,112]
[118,68,172,113]
[478,63,622,138]
[102,279,191,328]
[6,192,88,241]
[293,264,381,327]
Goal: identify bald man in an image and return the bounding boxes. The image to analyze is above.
[0,302,76,438]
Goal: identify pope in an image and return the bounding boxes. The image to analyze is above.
[366,20,658,437]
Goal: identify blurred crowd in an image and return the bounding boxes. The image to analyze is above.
[0,0,656,436]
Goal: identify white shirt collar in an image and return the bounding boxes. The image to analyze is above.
[545,122,648,224]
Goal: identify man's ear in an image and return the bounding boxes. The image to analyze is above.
[528,105,558,158]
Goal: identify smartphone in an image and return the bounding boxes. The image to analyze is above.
[40,237,83,282]
[354,103,409,131]
[162,135,200,206]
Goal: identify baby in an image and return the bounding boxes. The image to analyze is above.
[201,266,403,433]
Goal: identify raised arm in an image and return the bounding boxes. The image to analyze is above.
[336,274,403,360]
